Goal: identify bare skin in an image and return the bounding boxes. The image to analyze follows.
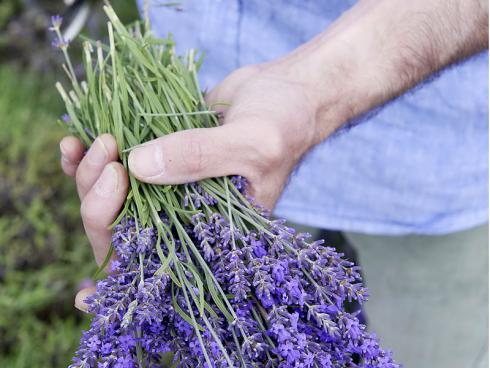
[60,0,488,311]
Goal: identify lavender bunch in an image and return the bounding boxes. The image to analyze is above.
[52,5,400,368]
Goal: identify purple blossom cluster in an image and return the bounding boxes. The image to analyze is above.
[70,179,400,368]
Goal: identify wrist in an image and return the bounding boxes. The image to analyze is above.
[266,3,384,143]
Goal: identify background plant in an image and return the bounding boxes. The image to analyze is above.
[0,63,93,367]
[0,0,139,70]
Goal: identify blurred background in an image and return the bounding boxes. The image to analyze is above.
[0,1,139,366]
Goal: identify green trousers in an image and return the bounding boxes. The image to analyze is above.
[345,224,489,368]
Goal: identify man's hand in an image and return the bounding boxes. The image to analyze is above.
[128,64,320,208]
[60,134,128,311]
[60,134,128,266]
[60,0,488,310]
[61,63,321,256]
[60,65,321,310]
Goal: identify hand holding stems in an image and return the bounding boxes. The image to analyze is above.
[62,62,318,313]
[60,134,128,310]
[61,0,488,311]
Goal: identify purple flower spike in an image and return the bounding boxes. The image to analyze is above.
[61,113,71,123]
[52,37,70,50]
[50,15,63,30]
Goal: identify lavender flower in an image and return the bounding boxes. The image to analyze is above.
[69,182,399,367]
[51,37,69,50]
[50,15,63,30]
[62,113,71,123]
[49,15,70,50]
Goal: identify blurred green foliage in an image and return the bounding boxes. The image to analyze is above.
[0,2,140,366]
[0,1,21,30]
[0,64,94,367]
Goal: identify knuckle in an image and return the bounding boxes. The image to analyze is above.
[179,131,204,175]
[61,157,72,174]
[98,134,118,156]
[229,65,261,82]
[254,126,287,171]
[80,199,94,225]
[217,65,262,97]
[80,198,101,229]
[75,167,90,194]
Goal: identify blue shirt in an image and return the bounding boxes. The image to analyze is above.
[142,0,489,235]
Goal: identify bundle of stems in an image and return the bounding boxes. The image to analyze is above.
[52,4,399,368]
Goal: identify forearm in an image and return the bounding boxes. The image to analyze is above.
[272,0,488,142]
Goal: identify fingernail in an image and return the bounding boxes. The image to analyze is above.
[128,144,165,178]
[87,137,109,165]
[74,302,89,313]
[75,286,96,314]
[59,141,69,157]
[95,164,118,197]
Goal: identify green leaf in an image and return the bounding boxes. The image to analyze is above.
[93,245,114,279]
[171,285,204,332]
[183,263,205,316]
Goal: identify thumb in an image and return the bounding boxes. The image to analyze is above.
[128,125,254,184]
